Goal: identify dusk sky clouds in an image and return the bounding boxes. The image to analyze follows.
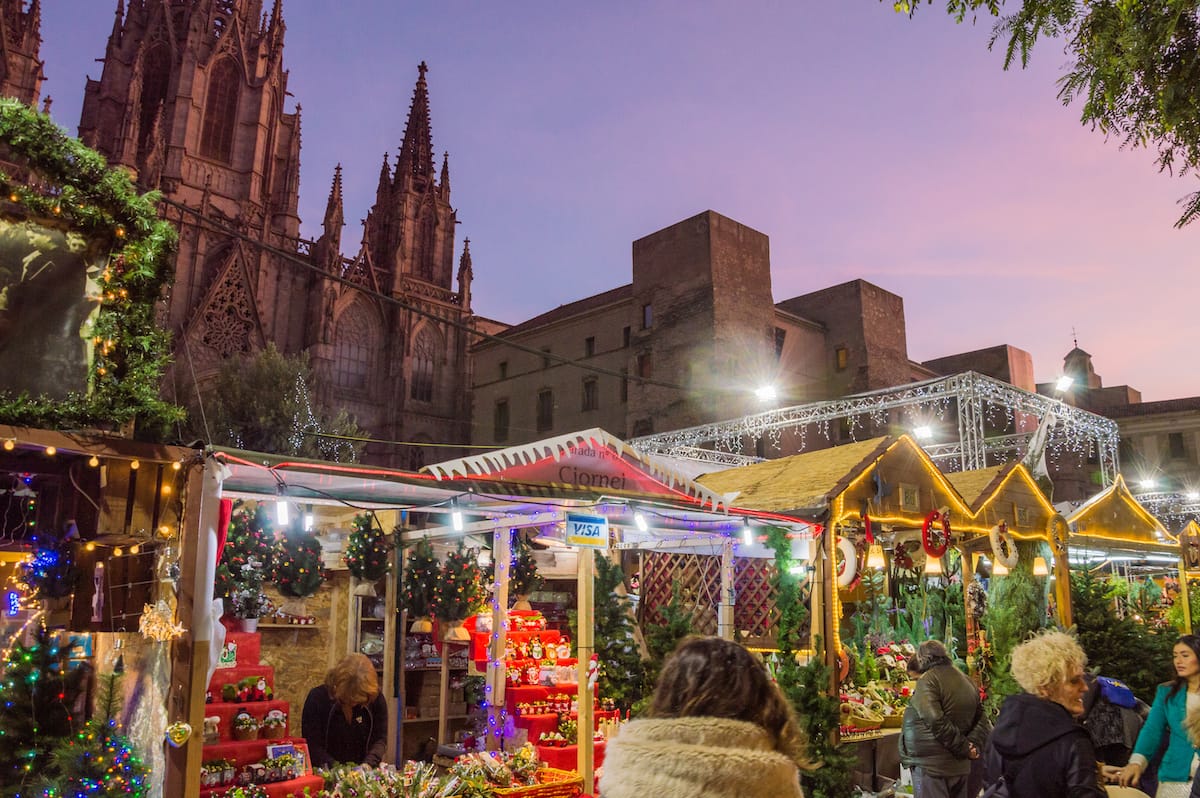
[39,2,1198,401]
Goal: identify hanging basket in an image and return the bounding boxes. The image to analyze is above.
[409,616,434,634]
[352,579,378,598]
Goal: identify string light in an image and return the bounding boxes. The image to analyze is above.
[88,455,99,467]
[129,460,139,471]
[43,446,55,457]
[3,439,14,451]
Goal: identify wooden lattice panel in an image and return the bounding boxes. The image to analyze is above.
[734,557,778,643]
[640,553,781,644]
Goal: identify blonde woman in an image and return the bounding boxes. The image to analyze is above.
[602,636,810,798]
[983,629,1105,798]
[1116,635,1200,797]
[301,653,388,768]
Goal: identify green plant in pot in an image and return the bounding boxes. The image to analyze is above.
[433,541,485,641]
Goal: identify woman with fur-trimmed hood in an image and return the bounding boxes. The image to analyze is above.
[601,636,811,798]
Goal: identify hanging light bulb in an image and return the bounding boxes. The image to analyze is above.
[276,500,290,526]
[992,560,1009,577]
[172,460,183,471]
[1033,556,1050,576]
[924,556,942,575]
[43,446,56,456]
[451,498,464,532]
[88,455,100,467]
[477,548,492,568]
[866,543,886,569]
[741,518,754,546]
[129,459,140,470]
[634,511,648,532]
[2,439,13,451]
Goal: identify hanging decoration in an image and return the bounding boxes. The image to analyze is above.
[215,502,273,603]
[0,98,181,432]
[344,513,393,583]
[1046,514,1070,556]
[21,530,79,602]
[139,599,185,642]
[164,721,192,748]
[921,510,950,558]
[272,522,326,599]
[433,541,485,639]
[989,522,1019,569]
[836,537,859,588]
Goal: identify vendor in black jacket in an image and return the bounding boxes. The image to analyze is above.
[301,653,388,768]
[984,629,1105,798]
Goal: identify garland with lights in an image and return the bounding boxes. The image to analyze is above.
[399,538,439,622]
[39,671,150,797]
[0,627,86,792]
[22,530,79,601]
[0,98,181,434]
[215,502,273,604]
[432,541,485,624]
[271,523,326,599]
[343,513,392,583]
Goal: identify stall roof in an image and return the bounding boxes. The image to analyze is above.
[695,437,892,517]
[945,465,1010,514]
[1066,474,1174,552]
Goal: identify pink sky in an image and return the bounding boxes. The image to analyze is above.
[39,2,1199,401]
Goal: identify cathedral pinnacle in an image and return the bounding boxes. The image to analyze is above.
[397,61,435,182]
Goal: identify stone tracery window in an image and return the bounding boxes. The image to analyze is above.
[137,44,171,160]
[200,58,239,163]
[410,328,437,402]
[333,306,378,391]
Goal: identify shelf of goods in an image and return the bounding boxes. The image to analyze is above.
[200,630,325,798]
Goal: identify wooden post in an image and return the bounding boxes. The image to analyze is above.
[960,545,977,679]
[486,526,512,750]
[437,637,451,745]
[577,548,595,795]
[1053,541,1073,628]
[1180,537,1193,635]
[718,538,735,640]
[166,456,221,798]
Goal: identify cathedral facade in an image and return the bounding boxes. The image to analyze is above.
[9,0,475,466]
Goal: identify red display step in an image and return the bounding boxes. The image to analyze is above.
[203,699,292,743]
[199,773,324,798]
[201,737,310,769]
[208,665,275,698]
[217,630,262,665]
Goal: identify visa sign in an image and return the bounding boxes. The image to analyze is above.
[565,514,609,550]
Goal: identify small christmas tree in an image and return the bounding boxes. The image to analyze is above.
[399,538,439,622]
[591,553,644,712]
[272,520,325,599]
[22,530,79,601]
[0,628,85,793]
[432,541,484,624]
[509,532,543,599]
[344,514,393,583]
[42,671,151,797]
[216,502,273,601]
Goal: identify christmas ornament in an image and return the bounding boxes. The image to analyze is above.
[139,599,186,641]
[165,721,192,747]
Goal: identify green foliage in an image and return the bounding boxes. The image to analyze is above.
[399,537,439,620]
[22,530,79,600]
[433,541,485,623]
[193,343,363,461]
[508,533,543,598]
[1072,568,1175,703]
[1166,578,1200,632]
[40,672,151,797]
[215,502,273,605]
[0,98,182,434]
[272,521,326,598]
[344,513,393,582]
[982,541,1047,715]
[0,628,85,795]
[766,527,853,798]
[634,580,695,716]
[590,553,645,712]
[890,0,1200,228]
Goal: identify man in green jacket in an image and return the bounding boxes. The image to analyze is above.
[899,640,991,798]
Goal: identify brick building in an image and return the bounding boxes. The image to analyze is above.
[24,0,478,466]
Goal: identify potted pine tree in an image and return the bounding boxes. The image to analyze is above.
[401,537,439,633]
[433,541,485,641]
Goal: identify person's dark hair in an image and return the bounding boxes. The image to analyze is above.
[1168,635,1200,698]
[906,656,923,677]
[649,636,809,764]
[914,640,951,672]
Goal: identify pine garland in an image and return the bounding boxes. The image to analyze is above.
[344,513,393,582]
[272,522,326,598]
[399,538,439,621]
[0,628,85,792]
[39,671,151,797]
[0,98,181,434]
[432,541,484,623]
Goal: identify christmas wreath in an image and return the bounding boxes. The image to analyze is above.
[836,536,860,588]
[272,525,326,598]
[921,510,950,558]
[1045,514,1070,557]
[989,521,1019,569]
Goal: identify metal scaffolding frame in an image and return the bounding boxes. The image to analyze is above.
[631,371,1121,484]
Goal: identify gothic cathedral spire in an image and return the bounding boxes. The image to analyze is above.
[397,61,435,185]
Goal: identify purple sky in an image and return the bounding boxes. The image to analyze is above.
[39,2,1198,401]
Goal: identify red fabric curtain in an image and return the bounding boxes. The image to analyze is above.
[216,498,233,564]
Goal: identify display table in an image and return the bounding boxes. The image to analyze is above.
[536,740,606,771]
[199,774,325,798]
[841,727,900,792]
[514,710,619,742]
